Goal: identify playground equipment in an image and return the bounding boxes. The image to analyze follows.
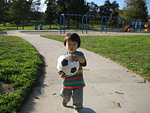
[60,13,124,34]
[60,14,88,34]
[60,13,149,34]
[120,19,143,32]
[144,24,150,31]
[122,24,135,32]
[122,20,138,32]
[123,25,131,31]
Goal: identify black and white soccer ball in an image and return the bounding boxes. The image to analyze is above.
[57,54,79,76]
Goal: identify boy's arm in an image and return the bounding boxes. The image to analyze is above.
[80,59,87,66]
[58,71,69,78]
[69,54,87,67]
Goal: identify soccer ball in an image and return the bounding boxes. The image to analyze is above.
[57,54,79,76]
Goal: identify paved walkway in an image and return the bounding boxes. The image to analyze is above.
[6,30,150,113]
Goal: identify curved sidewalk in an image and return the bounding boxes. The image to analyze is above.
[7,30,150,113]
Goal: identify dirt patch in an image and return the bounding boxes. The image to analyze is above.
[0,82,14,94]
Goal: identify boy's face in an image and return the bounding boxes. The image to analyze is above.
[65,39,78,53]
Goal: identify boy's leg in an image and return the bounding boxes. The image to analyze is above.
[72,88,83,111]
[60,88,72,104]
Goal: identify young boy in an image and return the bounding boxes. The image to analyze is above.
[58,33,87,113]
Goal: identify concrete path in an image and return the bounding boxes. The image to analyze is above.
[6,30,150,113]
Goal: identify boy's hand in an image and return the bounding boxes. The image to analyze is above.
[69,54,79,62]
[69,54,86,65]
[58,72,69,78]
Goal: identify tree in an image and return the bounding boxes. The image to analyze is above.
[99,0,111,16]
[56,0,89,28]
[69,0,89,28]
[0,0,11,25]
[45,0,56,29]
[30,0,43,21]
[87,2,99,15]
[31,0,41,12]
[122,0,148,21]
[108,9,119,29]
[9,0,32,29]
[0,0,5,23]
[111,1,119,11]
[86,2,99,29]
[107,1,119,27]
[99,0,119,16]
[55,0,70,23]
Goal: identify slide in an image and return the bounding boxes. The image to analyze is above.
[144,24,150,31]
[124,25,130,31]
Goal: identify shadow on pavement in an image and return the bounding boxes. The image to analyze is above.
[82,107,96,113]
[66,106,96,113]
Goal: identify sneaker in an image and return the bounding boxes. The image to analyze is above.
[62,99,67,107]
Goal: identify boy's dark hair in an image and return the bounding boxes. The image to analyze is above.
[64,33,81,48]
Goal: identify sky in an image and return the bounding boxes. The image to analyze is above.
[41,0,150,15]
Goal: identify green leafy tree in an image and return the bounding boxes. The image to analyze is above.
[9,0,32,29]
[0,0,5,23]
[99,0,111,16]
[107,1,119,27]
[55,0,70,23]
[0,0,11,25]
[69,0,89,28]
[45,0,56,29]
[99,0,119,16]
[56,0,89,28]
[108,9,119,29]
[122,0,148,21]
[87,2,99,15]
[111,1,119,11]
[86,2,99,29]
[30,0,43,21]
[31,0,41,12]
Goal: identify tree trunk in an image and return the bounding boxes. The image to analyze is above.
[17,24,18,30]
[76,16,79,29]
[3,21,6,26]
[22,20,24,30]
[22,24,24,30]
[49,24,51,29]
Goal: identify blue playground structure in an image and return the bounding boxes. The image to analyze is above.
[60,13,150,34]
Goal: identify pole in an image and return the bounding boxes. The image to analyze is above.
[82,15,85,33]
[86,15,88,34]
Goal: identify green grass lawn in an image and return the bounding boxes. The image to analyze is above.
[0,22,60,30]
[0,21,129,31]
[42,35,150,80]
[0,36,43,112]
